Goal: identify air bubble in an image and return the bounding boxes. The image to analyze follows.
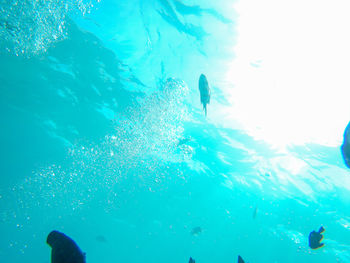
[0,0,100,56]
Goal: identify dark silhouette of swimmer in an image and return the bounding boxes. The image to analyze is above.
[238,255,245,263]
[198,74,210,116]
[341,121,350,168]
[47,230,86,263]
[308,226,325,249]
[189,256,195,263]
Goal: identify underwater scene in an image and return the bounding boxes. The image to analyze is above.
[1,0,350,262]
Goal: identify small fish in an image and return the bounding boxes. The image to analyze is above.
[341,122,350,168]
[178,137,192,146]
[47,230,86,263]
[96,235,107,243]
[308,226,325,249]
[0,19,18,35]
[238,255,245,263]
[252,205,258,219]
[191,226,202,236]
[198,74,210,116]
[189,257,195,263]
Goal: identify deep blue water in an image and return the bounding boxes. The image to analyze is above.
[0,0,350,262]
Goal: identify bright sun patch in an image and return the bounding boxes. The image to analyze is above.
[224,0,350,148]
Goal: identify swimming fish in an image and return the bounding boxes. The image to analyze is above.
[96,235,107,243]
[341,122,350,168]
[189,257,195,263]
[308,226,325,249]
[252,205,258,219]
[47,230,86,263]
[238,255,245,263]
[198,74,210,116]
[191,226,202,236]
[178,137,192,146]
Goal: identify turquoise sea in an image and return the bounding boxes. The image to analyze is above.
[1,0,350,262]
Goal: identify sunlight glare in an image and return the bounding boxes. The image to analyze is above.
[225,0,350,148]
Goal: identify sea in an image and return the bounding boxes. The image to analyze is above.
[0,0,350,262]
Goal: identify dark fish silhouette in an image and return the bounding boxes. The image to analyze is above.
[189,257,195,263]
[238,255,245,263]
[308,226,325,249]
[198,74,210,116]
[341,122,350,168]
[47,230,86,263]
[191,226,202,236]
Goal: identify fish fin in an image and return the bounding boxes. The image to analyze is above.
[204,105,207,116]
[238,255,245,263]
[208,89,211,104]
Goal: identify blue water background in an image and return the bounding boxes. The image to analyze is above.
[0,0,350,262]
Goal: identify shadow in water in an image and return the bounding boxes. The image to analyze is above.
[157,0,207,40]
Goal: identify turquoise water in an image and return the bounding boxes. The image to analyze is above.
[1,0,350,262]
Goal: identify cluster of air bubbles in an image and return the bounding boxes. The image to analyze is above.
[112,78,191,163]
[0,0,100,56]
[1,78,192,222]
